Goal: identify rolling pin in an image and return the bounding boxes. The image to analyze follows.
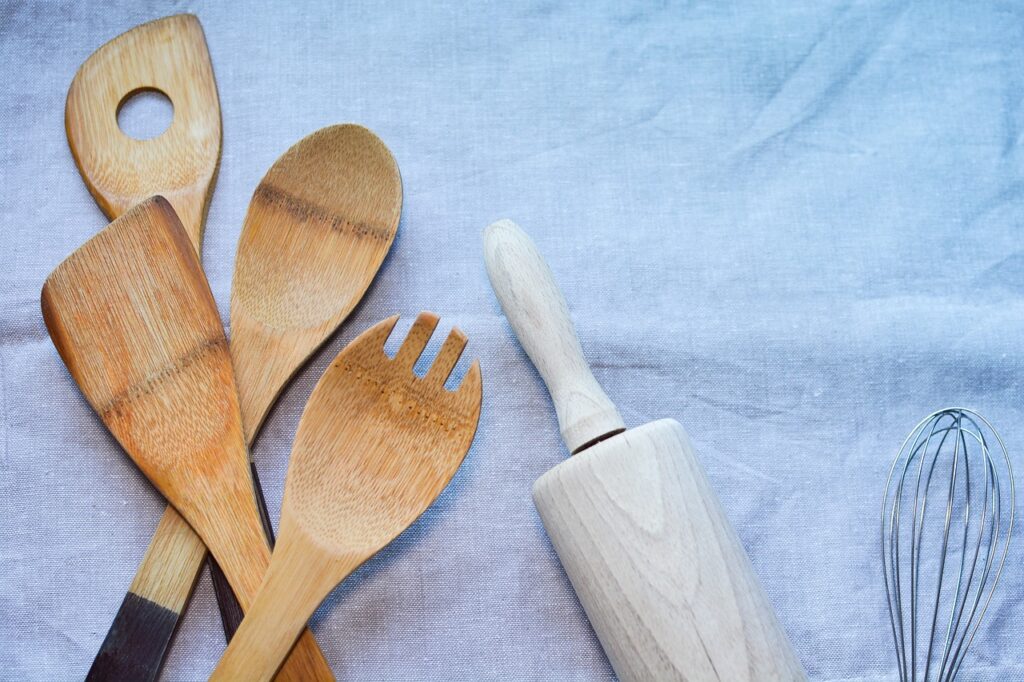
[483,220,806,681]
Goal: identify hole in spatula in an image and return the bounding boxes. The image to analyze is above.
[117,88,174,140]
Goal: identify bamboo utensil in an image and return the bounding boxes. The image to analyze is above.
[77,119,400,676]
[41,198,332,682]
[210,312,482,681]
[230,124,402,443]
[65,15,223,680]
[216,122,404,633]
[66,14,220,251]
[483,220,806,681]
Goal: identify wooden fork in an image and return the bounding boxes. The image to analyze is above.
[210,312,482,681]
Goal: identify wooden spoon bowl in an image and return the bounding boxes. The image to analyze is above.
[231,124,403,440]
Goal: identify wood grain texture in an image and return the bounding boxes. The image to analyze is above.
[484,219,806,682]
[206,123,403,634]
[483,219,624,453]
[126,504,207,613]
[89,123,400,651]
[65,13,240,661]
[230,124,402,442]
[534,420,806,681]
[65,14,221,250]
[41,198,333,681]
[210,313,482,682]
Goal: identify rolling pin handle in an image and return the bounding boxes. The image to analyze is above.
[484,219,626,454]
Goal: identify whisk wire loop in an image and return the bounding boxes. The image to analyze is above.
[881,408,1014,682]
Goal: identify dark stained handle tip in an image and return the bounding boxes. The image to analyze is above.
[86,592,179,682]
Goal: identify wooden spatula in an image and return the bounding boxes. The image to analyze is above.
[42,198,332,682]
[66,14,221,251]
[65,16,223,680]
[210,313,482,681]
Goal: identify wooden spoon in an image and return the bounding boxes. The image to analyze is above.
[212,122,403,632]
[42,198,332,682]
[230,124,403,440]
[65,15,222,680]
[211,313,482,681]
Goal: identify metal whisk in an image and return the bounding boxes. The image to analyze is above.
[881,408,1015,682]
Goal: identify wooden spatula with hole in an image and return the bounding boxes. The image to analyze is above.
[66,14,220,251]
[42,198,333,682]
[210,312,482,681]
[66,15,224,680]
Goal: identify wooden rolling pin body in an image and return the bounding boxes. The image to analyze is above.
[484,220,805,681]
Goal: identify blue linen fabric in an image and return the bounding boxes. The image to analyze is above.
[1,1,1022,679]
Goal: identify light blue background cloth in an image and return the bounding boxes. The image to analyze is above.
[2,1,1022,679]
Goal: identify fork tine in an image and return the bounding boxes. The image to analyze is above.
[456,358,482,401]
[393,311,439,369]
[350,314,400,355]
[424,327,468,386]
[374,315,401,344]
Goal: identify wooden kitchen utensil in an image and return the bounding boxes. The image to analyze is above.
[483,220,806,681]
[210,312,482,681]
[217,122,404,632]
[230,124,402,443]
[42,198,332,682]
[83,122,401,677]
[66,14,221,251]
[65,16,223,680]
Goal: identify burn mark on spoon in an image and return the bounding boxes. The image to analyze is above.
[254,183,394,241]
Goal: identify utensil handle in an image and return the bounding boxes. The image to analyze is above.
[86,506,205,682]
[210,530,338,682]
[208,461,276,639]
[192,456,335,682]
[484,219,625,453]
